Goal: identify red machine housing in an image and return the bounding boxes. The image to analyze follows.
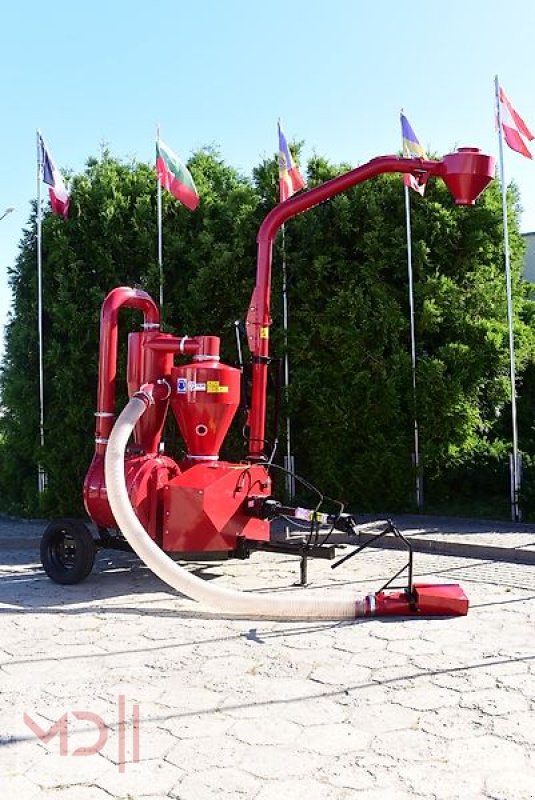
[162,462,270,554]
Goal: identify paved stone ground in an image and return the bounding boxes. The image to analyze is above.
[1,515,535,799]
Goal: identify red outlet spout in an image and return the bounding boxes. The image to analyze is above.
[247,149,495,459]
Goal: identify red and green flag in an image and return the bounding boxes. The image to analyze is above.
[156,139,199,211]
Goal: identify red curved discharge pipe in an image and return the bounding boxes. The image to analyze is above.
[93,286,160,454]
[247,150,495,458]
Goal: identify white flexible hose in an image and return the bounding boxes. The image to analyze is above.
[104,397,369,619]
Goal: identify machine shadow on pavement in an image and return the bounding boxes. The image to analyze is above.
[0,538,433,625]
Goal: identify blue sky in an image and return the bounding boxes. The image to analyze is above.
[1,0,535,360]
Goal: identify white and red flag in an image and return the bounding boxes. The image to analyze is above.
[498,86,534,160]
[38,134,70,217]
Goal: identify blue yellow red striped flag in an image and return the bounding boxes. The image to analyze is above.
[278,122,306,202]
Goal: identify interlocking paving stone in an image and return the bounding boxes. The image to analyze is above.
[2,514,535,799]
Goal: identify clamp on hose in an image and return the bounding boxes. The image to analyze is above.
[135,379,171,406]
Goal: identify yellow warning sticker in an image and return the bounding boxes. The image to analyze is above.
[206,380,229,393]
[260,327,269,339]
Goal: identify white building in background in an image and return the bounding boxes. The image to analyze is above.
[523,232,535,282]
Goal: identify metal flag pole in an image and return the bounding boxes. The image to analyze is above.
[156,124,164,309]
[36,130,46,494]
[403,182,423,508]
[281,223,295,500]
[495,75,521,521]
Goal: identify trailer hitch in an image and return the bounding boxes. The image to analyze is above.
[246,498,413,590]
[243,497,468,615]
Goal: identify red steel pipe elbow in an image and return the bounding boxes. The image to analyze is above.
[94,287,160,454]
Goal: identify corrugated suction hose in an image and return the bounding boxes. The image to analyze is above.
[104,396,370,619]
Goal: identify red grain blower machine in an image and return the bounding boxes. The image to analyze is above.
[41,148,495,620]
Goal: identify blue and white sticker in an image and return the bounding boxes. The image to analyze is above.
[177,377,207,393]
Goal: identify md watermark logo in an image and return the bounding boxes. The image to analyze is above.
[23,694,139,772]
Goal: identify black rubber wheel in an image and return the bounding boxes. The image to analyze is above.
[40,518,96,585]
